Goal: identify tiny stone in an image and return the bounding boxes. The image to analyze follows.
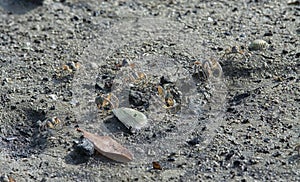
[69,99,80,106]
[272,151,281,157]
[167,157,176,162]
[147,149,156,156]
[225,150,235,160]
[224,31,231,36]
[160,76,173,85]
[232,160,241,168]
[241,119,250,124]
[77,138,94,156]
[48,94,58,101]
[264,31,273,36]
[129,90,145,106]
[0,174,9,182]
[88,63,98,70]
[187,137,201,146]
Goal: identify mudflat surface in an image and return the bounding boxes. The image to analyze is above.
[0,0,299,181]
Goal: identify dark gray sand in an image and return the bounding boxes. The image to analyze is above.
[0,0,299,181]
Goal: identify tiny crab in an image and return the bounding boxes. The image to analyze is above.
[116,59,147,83]
[193,59,223,80]
[193,60,208,80]
[95,93,119,110]
[62,61,80,73]
[157,85,174,107]
[157,84,181,113]
[130,72,147,82]
[37,117,61,132]
[114,59,135,70]
[221,45,248,61]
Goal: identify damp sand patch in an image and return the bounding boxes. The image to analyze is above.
[72,17,227,163]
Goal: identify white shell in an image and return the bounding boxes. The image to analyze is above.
[249,39,269,51]
[112,107,148,130]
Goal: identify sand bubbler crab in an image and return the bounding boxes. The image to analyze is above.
[192,59,223,80]
[95,93,119,111]
[220,45,249,61]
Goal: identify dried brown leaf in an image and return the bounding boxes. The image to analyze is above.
[76,128,133,163]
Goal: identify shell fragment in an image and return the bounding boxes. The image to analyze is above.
[248,39,269,51]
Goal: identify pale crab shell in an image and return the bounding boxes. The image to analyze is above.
[112,107,148,130]
[249,39,269,51]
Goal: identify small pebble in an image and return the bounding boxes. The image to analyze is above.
[187,137,201,146]
[208,17,214,22]
[48,94,58,101]
[77,138,94,156]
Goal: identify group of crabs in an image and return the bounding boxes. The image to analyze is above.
[95,40,269,113]
[95,61,183,114]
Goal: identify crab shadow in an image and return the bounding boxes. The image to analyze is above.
[0,0,44,14]
[102,116,131,134]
